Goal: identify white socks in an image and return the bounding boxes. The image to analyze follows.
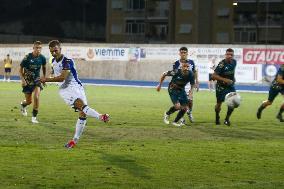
[82,106,100,119]
[73,118,87,142]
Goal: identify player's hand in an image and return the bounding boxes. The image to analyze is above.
[188,91,193,100]
[224,79,233,85]
[156,84,162,92]
[195,81,199,92]
[40,77,46,84]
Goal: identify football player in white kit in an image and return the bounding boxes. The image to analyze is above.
[173,47,199,124]
[40,40,110,149]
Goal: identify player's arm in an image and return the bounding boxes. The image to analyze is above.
[276,74,284,84]
[41,70,70,83]
[212,72,233,85]
[42,64,46,78]
[19,56,28,86]
[19,66,27,86]
[194,69,199,92]
[157,70,174,92]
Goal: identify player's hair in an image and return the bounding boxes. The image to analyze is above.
[179,47,188,52]
[33,41,42,46]
[48,40,61,48]
[226,48,234,53]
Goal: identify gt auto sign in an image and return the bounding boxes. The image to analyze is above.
[243,49,284,64]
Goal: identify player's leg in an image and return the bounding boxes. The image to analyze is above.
[31,86,41,123]
[20,91,32,116]
[208,74,212,91]
[224,106,234,126]
[224,88,236,126]
[215,88,224,125]
[4,69,7,81]
[187,98,194,123]
[215,102,222,125]
[163,90,180,124]
[257,87,277,119]
[172,106,187,127]
[7,69,11,82]
[65,111,87,149]
[276,93,284,122]
[74,98,109,122]
[185,84,194,123]
[172,92,188,126]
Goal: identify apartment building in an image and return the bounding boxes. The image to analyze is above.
[106,0,283,44]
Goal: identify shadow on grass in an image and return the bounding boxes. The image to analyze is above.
[100,152,151,179]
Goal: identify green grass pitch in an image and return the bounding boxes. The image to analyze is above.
[0,82,283,189]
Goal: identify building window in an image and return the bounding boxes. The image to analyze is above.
[111,24,122,34]
[126,0,145,10]
[234,30,256,43]
[217,8,230,17]
[179,24,192,34]
[112,0,123,9]
[181,0,192,10]
[216,32,229,43]
[126,20,145,34]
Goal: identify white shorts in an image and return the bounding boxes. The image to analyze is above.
[185,83,192,94]
[185,83,193,101]
[59,85,87,108]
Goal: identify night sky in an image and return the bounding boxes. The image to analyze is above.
[0,0,106,41]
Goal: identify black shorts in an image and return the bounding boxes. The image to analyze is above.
[209,73,214,81]
[22,84,43,94]
[5,68,11,73]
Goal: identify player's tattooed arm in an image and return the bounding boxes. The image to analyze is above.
[157,71,173,92]
[40,70,70,83]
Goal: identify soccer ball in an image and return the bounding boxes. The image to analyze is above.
[225,92,241,108]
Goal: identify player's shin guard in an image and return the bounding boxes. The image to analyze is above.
[73,117,87,142]
[82,105,100,119]
[21,101,28,108]
[32,109,38,117]
[277,105,284,116]
[174,109,186,123]
[166,106,177,115]
[225,107,234,121]
[215,107,221,124]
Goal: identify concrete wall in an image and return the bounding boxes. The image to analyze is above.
[0,59,172,82]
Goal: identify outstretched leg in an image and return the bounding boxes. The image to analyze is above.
[257,100,272,119]
[276,103,284,122]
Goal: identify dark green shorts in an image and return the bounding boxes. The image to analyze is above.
[168,88,189,105]
[216,85,236,103]
[22,84,42,94]
[268,86,284,102]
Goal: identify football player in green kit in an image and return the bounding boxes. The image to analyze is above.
[19,41,47,123]
[157,59,195,127]
[212,48,236,126]
[257,65,284,122]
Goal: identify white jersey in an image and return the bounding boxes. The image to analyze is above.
[51,56,82,89]
[52,56,87,108]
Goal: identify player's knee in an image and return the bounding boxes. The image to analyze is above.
[215,105,221,112]
[74,98,85,110]
[79,111,87,118]
[264,100,272,106]
[174,104,181,110]
[26,100,32,105]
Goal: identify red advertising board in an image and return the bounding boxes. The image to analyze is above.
[243,49,284,64]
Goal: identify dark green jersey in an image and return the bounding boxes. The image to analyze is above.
[20,53,46,85]
[271,65,284,90]
[166,69,195,90]
[215,59,237,87]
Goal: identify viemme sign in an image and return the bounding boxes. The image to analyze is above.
[92,48,129,60]
[243,48,284,64]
